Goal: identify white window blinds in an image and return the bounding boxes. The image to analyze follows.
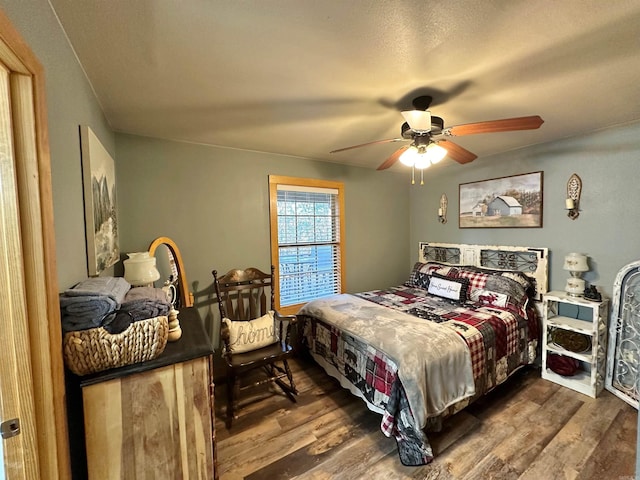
[276,185,341,307]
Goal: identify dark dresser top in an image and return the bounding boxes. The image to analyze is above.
[79,307,213,387]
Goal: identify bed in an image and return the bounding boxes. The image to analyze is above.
[298,242,549,466]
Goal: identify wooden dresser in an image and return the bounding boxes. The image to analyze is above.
[78,307,217,479]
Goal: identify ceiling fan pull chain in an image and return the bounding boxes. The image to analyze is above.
[411,166,415,185]
[421,169,424,186]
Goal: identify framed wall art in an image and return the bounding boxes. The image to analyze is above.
[80,125,120,275]
[459,171,543,228]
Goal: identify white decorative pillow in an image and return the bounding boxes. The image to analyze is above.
[428,276,469,302]
[470,289,509,308]
[223,311,279,354]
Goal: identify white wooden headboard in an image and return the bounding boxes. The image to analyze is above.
[418,242,549,301]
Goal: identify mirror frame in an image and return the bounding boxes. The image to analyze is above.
[148,236,194,308]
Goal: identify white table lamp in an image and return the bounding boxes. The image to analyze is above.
[123,252,160,286]
[563,252,589,296]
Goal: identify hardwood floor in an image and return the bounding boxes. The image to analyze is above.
[214,356,637,480]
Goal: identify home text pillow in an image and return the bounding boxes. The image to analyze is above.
[223,311,278,354]
[428,274,469,303]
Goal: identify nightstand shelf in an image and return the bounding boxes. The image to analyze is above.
[545,342,591,363]
[546,315,594,334]
[541,290,609,398]
[543,368,593,397]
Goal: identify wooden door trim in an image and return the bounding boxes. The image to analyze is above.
[0,9,70,480]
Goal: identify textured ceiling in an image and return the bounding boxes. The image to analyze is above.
[49,0,640,170]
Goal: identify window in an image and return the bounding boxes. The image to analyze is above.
[269,176,345,314]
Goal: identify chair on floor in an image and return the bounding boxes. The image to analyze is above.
[213,265,298,428]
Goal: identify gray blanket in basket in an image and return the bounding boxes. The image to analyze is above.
[64,276,130,304]
[60,294,117,331]
[60,277,131,332]
[118,287,171,322]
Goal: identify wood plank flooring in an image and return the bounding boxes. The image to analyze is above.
[214,356,637,480]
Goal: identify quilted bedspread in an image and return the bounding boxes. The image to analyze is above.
[298,294,475,425]
[299,285,538,466]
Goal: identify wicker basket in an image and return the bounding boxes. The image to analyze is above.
[550,328,591,353]
[63,315,169,376]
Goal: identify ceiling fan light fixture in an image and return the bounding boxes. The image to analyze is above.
[399,146,418,166]
[425,143,447,164]
[401,110,432,133]
[414,155,431,170]
[400,142,447,170]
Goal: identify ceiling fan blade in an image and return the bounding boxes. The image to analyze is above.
[377,145,409,170]
[447,115,544,136]
[330,138,405,153]
[439,140,478,164]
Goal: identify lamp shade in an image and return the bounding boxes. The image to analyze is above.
[425,143,447,164]
[414,154,432,170]
[563,253,589,272]
[401,110,432,132]
[399,146,418,166]
[124,252,160,286]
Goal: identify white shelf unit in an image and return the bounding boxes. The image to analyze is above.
[541,290,609,398]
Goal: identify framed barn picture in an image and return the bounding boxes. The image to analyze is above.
[459,171,543,228]
[80,125,120,275]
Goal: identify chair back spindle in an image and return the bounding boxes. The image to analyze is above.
[214,267,273,321]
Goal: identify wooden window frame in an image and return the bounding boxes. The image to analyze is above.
[269,175,346,315]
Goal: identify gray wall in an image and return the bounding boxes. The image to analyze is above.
[410,120,640,299]
[4,1,639,475]
[0,0,116,289]
[114,134,410,345]
[5,0,640,336]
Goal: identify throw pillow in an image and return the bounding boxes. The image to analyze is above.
[405,262,445,287]
[470,289,509,308]
[223,311,278,354]
[427,274,470,302]
[413,272,431,290]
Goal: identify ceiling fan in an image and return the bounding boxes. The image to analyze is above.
[330,95,544,171]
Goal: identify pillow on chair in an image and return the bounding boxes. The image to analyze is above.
[223,311,279,354]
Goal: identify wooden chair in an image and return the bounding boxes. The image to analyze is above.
[213,266,298,428]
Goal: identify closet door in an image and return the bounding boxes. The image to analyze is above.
[0,61,39,479]
[606,260,640,408]
[0,9,70,478]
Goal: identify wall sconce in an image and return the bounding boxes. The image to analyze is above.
[563,252,589,296]
[566,173,582,220]
[438,193,447,223]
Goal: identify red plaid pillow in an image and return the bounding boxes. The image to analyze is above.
[455,270,489,293]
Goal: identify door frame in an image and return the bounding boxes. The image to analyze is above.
[0,9,70,479]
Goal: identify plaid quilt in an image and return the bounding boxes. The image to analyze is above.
[357,286,538,395]
[302,285,539,466]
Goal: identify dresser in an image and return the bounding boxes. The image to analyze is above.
[79,307,217,479]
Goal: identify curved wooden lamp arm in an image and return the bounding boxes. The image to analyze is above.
[148,236,194,308]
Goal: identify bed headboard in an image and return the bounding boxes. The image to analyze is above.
[418,242,549,301]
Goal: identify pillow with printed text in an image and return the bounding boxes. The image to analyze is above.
[223,311,279,354]
[427,274,470,303]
